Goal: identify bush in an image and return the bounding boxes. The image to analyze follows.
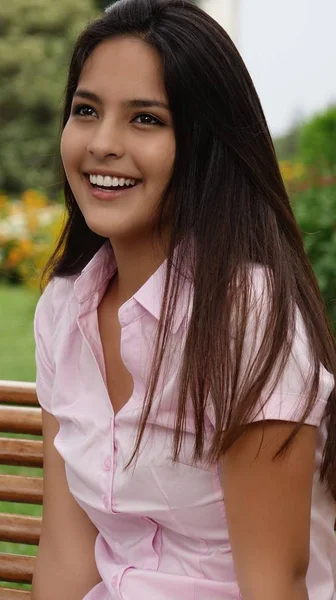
[297,105,336,176]
[293,182,336,328]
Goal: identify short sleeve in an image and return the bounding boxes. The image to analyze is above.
[33,279,55,414]
[207,266,335,429]
[247,307,334,428]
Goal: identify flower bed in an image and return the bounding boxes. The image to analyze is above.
[0,190,65,289]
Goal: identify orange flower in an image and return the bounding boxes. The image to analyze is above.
[22,189,47,208]
[19,239,33,257]
[26,211,39,233]
[7,248,21,267]
[0,193,8,210]
[279,161,307,183]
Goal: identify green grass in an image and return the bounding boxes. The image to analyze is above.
[0,282,41,584]
[0,282,39,382]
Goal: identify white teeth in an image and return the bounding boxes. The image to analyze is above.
[89,174,137,187]
[103,176,113,187]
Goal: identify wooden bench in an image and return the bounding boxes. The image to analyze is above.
[0,380,42,600]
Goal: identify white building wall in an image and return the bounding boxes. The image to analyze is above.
[200,0,240,46]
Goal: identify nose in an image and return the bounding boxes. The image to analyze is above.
[87,119,124,160]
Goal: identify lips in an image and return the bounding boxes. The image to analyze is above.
[83,173,142,201]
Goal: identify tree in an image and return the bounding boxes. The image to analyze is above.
[273,125,301,162]
[273,111,303,162]
[297,104,336,175]
[0,0,97,197]
[95,0,117,10]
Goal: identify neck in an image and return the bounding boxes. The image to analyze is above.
[108,233,169,307]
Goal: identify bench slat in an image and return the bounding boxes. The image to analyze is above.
[0,381,37,407]
[0,588,31,599]
[0,554,35,583]
[0,475,43,505]
[0,513,41,545]
[0,407,41,436]
[0,438,43,468]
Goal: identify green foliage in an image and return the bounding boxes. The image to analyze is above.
[274,105,336,330]
[297,105,336,174]
[273,123,301,162]
[293,183,336,329]
[0,0,97,197]
[95,0,117,10]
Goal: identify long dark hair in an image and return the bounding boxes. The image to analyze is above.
[41,0,336,498]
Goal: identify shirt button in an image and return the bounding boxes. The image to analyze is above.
[111,575,118,586]
[103,456,112,471]
[102,494,109,509]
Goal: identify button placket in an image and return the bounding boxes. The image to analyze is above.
[101,420,115,511]
[113,441,118,468]
[102,493,109,509]
[110,422,120,511]
[113,420,120,466]
[103,456,112,471]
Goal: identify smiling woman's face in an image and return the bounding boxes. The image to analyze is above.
[60,35,176,244]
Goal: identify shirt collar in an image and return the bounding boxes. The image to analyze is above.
[74,239,191,334]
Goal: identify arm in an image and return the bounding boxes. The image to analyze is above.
[31,408,102,600]
[220,420,316,600]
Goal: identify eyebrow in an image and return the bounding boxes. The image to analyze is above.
[73,89,170,111]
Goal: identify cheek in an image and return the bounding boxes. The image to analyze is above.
[162,135,176,172]
[60,127,72,172]
[60,125,82,173]
[159,148,175,191]
[144,137,176,182]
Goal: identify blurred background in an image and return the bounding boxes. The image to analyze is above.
[0,0,336,383]
[0,0,335,589]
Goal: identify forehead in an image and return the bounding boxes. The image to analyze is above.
[78,36,167,102]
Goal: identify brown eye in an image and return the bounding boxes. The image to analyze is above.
[132,113,162,126]
[71,104,97,117]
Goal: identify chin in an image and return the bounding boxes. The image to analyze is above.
[83,215,140,241]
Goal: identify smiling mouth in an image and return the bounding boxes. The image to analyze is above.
[84,174,141,191]
[83,174,143,200]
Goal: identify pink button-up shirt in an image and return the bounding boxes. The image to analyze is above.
[34,239,336,600]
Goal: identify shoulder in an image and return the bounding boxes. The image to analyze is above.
[34,274,78,413]
[232,263,335,424]
[34,274,78,341]
[35,274,77,315]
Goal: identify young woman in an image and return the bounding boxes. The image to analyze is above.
[31,1,336,599]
